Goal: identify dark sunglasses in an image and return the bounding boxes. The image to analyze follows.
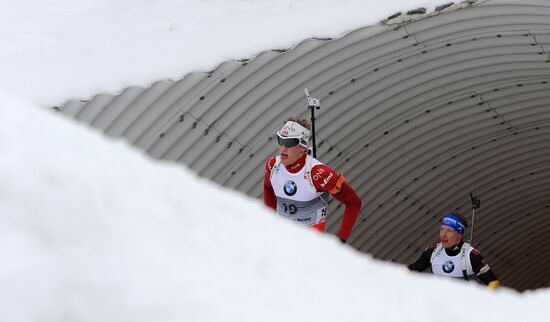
[276,135,300,148]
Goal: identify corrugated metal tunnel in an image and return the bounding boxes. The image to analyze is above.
[56,0,550,291]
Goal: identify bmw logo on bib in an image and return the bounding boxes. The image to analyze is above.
[442,260,455,273]
[283,180,297,196]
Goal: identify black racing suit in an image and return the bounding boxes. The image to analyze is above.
[408,240,499,285]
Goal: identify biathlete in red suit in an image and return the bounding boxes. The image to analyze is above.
[263,118,362,243]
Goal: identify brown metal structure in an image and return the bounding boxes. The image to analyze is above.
[58,0,550,291]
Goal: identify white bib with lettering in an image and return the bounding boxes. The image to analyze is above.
[270,156,329,226]
[431,244,475,278]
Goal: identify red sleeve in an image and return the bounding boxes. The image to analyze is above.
[333,182,362,241]
[263,157,277,211]
[311,165,362,241]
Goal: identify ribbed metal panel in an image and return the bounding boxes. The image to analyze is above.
[56,0,550,291]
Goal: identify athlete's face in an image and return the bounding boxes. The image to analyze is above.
[440,225,462,248]
[278,144,306,166]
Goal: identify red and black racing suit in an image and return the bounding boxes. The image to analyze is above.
[263,153,362,242]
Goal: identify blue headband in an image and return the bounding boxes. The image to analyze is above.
[441,213,466,235]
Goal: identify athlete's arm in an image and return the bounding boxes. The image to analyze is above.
[310,164,362,242]
[469,248,500,287]
[332,182,361,241]
[263,157,277,211]
[408,244,437,272]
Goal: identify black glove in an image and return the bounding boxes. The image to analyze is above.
[339,238,346,244]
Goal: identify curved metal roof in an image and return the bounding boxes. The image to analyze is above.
[57,0,550,291]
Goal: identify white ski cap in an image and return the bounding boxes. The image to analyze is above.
[277,120,311,147]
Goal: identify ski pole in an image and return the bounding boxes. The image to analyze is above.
[304,88,320,158]
[469,193,480,244]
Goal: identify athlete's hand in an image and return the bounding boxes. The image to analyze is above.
[339,238,346,244]
[488,280,501,289]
